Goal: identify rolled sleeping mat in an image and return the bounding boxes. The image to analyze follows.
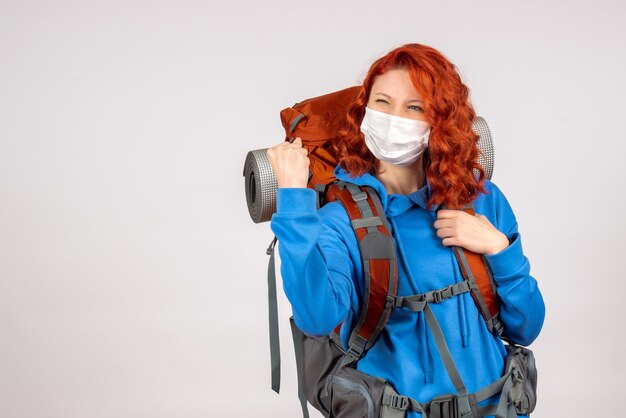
[473,116,494,181]
[244,116,495,223]
[243,148,279,224]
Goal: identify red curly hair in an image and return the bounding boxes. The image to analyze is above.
[329,43,487,211]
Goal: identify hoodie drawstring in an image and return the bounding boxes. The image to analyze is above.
[420,314,435,383]
[451,250,470,348]
[459,291,470,348]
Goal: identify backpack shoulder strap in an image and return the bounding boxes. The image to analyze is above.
[441,201,505,336]
[325,180,398,366]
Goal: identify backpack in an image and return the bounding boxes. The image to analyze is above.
[259,87,537,418]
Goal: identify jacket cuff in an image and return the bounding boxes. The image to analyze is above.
[483,232,525,278]
[277,187,317,214]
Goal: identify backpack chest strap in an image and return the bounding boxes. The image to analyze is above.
[392,281,471,312]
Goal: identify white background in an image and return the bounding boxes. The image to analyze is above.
[1,0,625,417]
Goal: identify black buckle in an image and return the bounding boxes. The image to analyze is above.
[492,315,505,336]
[429,284,456,304]
[345,344,363,361]
[428,394,459,418]
[389,395,409,410]
[266,236,278,255]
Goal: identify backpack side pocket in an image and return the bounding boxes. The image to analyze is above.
[327,366,404,418]
[292,318,345,416]
[504,344,538,414]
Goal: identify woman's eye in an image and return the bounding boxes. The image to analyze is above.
[375,99,389,104]
[409,105,423,111]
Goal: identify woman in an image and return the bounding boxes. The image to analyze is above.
[267,43,545,418]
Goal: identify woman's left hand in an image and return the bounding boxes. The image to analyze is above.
[434,209,509,255]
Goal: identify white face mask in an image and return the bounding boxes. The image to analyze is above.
[360,106,430,166]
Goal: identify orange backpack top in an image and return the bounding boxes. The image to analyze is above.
[279,85,364,189]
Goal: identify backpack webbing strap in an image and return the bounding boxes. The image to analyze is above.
[453,243,503,335]
[389,298,518,418]
[440,202,504,336]
[383,391,517,418]
[326,181,398,365]
[393,281,471,311]
[266,236,281,393]
[422,303,471,410]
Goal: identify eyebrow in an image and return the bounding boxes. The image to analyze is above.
[374,92,423,103]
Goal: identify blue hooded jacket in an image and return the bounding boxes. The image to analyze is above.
[269,164,545,418]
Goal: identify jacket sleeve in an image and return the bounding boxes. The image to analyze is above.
[482,182,546,346]
[269,187,355,336]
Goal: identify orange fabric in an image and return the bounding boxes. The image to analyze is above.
[455,208,500,319]
[360,259,391,340]
[280,86,363,190]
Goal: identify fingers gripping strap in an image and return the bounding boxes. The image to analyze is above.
[458,205,499,318]
[442,202,502,335]
[453,246,492,317]
[453,245,504,335]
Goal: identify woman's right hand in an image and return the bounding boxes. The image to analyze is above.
[266,137,310,188]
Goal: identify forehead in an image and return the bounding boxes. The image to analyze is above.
[371,68,422,99]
